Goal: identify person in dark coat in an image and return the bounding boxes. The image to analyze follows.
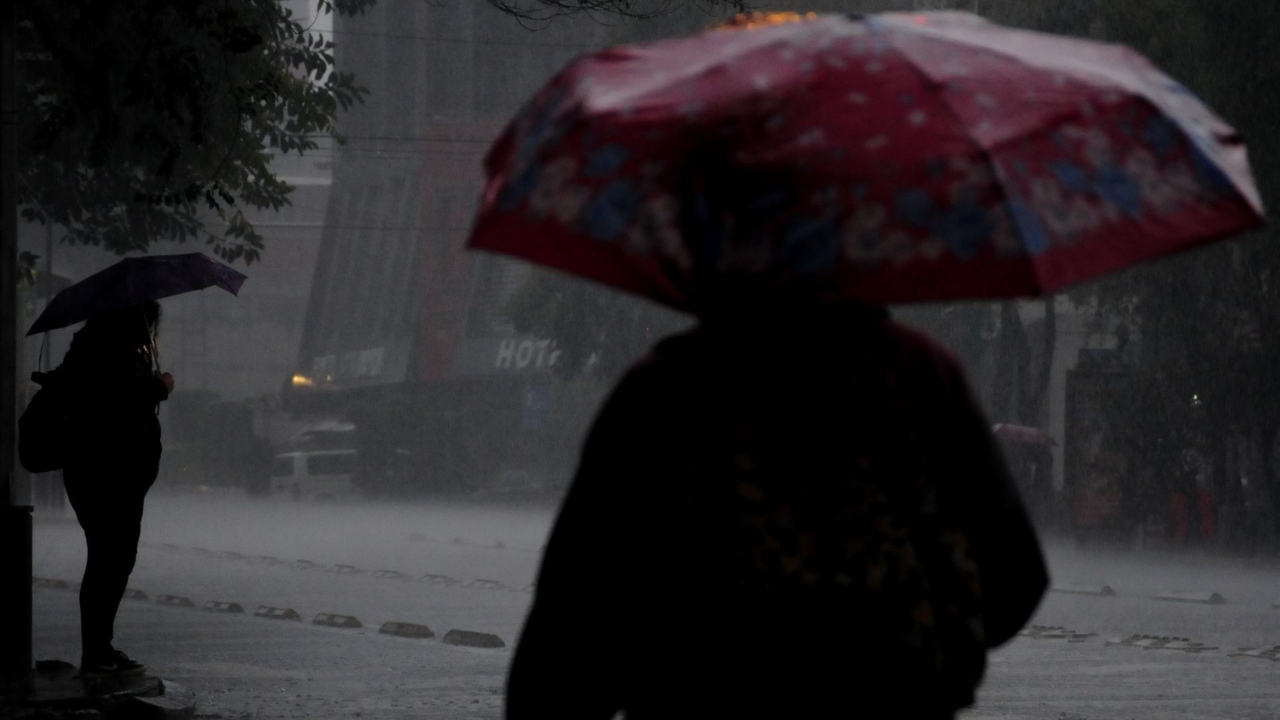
[507,296,1048,719]
[58,301,173,676]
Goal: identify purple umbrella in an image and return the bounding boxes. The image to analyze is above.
[26,253,247,336]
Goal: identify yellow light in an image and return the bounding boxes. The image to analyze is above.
[712,11,818,32]
[292,374,315,387]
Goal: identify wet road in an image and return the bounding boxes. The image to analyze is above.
[29,489,1280,719]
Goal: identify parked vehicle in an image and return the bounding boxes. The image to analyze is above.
[271,450,359,502]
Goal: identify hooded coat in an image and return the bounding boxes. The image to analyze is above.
[508,304,1047,720]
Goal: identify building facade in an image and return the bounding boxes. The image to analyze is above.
[287,2,611,492]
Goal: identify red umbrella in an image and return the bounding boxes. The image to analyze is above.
[469,11,1264,311]
[992,424,1057,446]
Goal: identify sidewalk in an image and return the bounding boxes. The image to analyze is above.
[3,660,195,720]
[30,587,1280,720]
[32,589,506,720]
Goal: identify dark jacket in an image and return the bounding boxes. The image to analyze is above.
[508,306,1048,720]
[59,323,168,460]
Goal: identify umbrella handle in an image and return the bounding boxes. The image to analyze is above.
[141,313,161,374]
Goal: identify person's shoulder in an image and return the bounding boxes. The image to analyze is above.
[882,320,964,369]
[620,331,697,389]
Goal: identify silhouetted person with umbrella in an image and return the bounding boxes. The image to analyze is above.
[59,302,173,676]
[21,253,243,676]
[474,11,1265,719]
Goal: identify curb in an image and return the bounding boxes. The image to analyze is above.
[419,574,457,585]
[379,621,435,639]
[1017,625,1094,642]
[313,613,363,629]
[441,629,505,648]
[204,601,245,614]
[20,663,192,720]
[33,577,70,590]
[255,606,301,621]
[465,579,504,590]
[1155,591,1227,605]
[155,595,195,608]
[105,680,197,720]
[1052,584,1116,597]
[1230,646,1280,661]
[1105,634,1219,653]
[136,542,535,597]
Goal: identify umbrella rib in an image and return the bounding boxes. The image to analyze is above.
[887,17,1143,97]
[879,26,1046,296]
[585,24,827,113]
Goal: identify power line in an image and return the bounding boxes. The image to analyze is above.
[225,223,482,232]
[326,27,605,49]
[306,133,498,144]
[330,137,494,146]
[339,132,499,142]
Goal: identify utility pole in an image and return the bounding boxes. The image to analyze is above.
[1,0,34,690]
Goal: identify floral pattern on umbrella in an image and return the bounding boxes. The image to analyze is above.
[470,12,1264,310]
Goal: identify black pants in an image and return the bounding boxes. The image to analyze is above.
[64,449,159,662]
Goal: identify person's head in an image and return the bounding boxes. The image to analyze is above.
[676,146,880,322]
[80,301,161,348]
[141,300,161,336]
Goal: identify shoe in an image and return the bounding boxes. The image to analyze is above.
[80,649,146,677]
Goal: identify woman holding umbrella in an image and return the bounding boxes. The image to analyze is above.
[58,302,172,676]
[476,11,1264,719]
[24,253,245,677]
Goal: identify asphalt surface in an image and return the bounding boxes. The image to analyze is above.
[28,490,1280,719]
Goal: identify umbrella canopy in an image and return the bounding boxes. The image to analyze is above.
[27,253,247,335]
[469,11,1264,311]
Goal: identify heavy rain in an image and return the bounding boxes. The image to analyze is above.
[2,1,1279,719]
